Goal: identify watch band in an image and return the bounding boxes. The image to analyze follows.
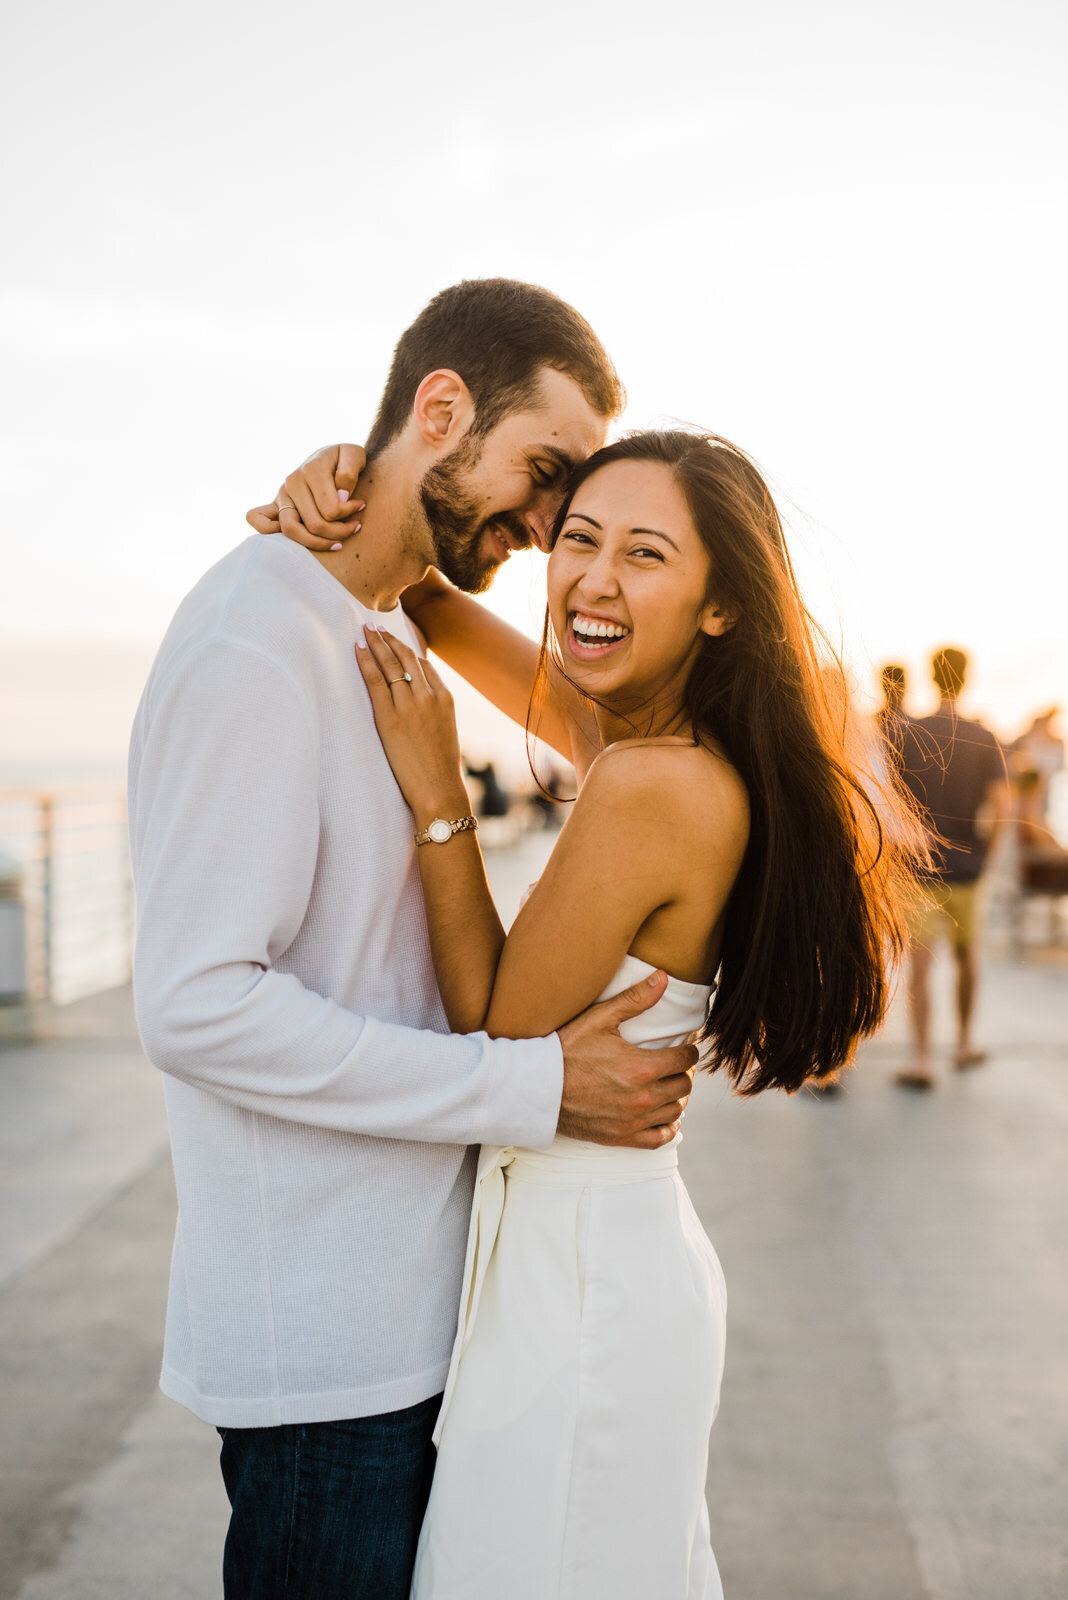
[414,815,479,847]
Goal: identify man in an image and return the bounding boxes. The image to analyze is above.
[876,662,907,750]
[130,279,697,1600]
[892,647,1008,1089]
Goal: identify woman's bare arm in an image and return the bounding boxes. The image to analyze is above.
[246,444,367,546]
[356,625,747,1040]
[357,631,665,1034]
[483,745,746,1038]
[402,570,596,767]
[249,447,596,764]
[360,653,681,1036]
[356,626,508,1034]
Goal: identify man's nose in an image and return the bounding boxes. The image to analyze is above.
[527,508,555,554]
[526,488,566,553]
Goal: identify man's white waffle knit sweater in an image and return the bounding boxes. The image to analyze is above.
[129,535,562,1427]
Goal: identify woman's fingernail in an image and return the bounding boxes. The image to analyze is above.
[330,542,343,551]
[337,488,350,503]
[355,640,366,651]
[355,501,367,512]
[351,522,362,533]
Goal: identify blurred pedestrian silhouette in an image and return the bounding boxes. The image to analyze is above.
[876,662,907,751]
[528,759,570,829]
[464,760,511,819]
[1013,768,1068,881]
[867,662,910,835]
[1010,765,1068,955]
[1009,707,1063,822]
[892,647,1010,1089]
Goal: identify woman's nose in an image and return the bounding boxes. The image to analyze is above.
[577,552,620,599]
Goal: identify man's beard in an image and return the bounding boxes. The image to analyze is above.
[419,435,530,595]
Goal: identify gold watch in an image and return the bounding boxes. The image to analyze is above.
[414,815,479,847]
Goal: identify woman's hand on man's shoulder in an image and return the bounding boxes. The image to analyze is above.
[246,444,368,549]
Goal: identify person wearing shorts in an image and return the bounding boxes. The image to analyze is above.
[893,649,1008,1088]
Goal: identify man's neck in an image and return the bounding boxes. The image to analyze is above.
[310,451,431,611]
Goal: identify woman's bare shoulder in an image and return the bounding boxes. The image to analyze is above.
[587,737,748,826]
[569,739,748,913]
[573,740,749,894]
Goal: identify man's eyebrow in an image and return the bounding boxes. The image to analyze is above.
[534,445,580,476]
[562,510,680,553]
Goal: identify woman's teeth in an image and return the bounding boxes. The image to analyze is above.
[572,616,629,645]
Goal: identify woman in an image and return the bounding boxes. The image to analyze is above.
[285,430,910,1596]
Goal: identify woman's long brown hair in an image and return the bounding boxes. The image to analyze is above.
[530,429,921,1095]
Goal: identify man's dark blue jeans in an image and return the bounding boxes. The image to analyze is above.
[217,1393,441,1599]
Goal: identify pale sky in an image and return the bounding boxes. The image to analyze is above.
[2,0,1066,772]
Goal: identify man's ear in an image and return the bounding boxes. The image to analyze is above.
[412,370,475,450]
[700,600,735,638]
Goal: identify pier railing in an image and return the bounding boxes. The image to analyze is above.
[0,786,133,1006]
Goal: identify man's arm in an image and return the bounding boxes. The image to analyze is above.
[129,636,560,1148]
[130,637,692,1148]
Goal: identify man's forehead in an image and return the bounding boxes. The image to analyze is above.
[509,367,610,464]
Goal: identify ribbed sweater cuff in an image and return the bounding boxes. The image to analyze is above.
[476,1032,563,1150]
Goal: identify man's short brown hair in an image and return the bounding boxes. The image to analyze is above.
[365,278,624,457]
[932,647,968,698]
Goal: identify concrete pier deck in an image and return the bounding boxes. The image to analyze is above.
[2,831,1065,1599]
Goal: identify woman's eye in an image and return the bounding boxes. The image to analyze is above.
[561,529,594,546]
[632,546,665,561]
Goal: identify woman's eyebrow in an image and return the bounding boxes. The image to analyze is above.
[631,527,680,552]
[563,510,680,553]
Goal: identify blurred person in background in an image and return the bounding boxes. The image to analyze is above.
[1012,767,1068,889]
[1009,706,1063,822]
[463,758,510,818]
[893,647,1010,1089]
[876,662,907,755]
[528,755,571,826]
[866,660,926,857]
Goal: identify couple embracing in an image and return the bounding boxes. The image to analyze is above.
[129,279,908,1598]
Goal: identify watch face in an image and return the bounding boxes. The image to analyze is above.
[428,819,453,844]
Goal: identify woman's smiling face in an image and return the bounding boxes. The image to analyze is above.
[547,459,730,714]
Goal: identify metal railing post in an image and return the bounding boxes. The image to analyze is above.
[39,794,55,1003]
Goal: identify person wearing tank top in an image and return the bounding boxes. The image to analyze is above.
[277,428,914,1597]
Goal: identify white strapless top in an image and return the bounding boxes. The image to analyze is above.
[516,881,714,1050]
[606,951,715,1045]
[541,951,715,1168]
[430,951,717,1447]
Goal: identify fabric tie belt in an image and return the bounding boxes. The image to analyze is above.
[431,1136,680,1445]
